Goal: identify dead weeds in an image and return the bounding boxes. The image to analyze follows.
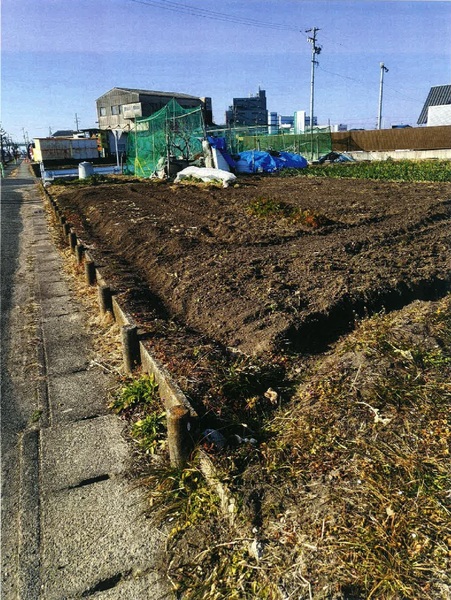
[151,296,451,599]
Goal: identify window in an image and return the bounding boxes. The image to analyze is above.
[111,105,122,115]
[99,107,106,116]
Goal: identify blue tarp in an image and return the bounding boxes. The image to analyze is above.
[236,150,308,173]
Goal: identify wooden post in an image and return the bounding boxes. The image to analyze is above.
[75,244,84,265]
[167,405,191,468]
[98,285,112,315]
[85,260,96,285]
[121,324,141,373]
[69,231,77,252]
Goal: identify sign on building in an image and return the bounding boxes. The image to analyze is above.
[122,103,143,119]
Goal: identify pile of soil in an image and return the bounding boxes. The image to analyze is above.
[54,175,451,358]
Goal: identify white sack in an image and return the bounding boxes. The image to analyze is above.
[174,166,237,188]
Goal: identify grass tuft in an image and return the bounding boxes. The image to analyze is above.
[109,374,159,413]
[247,196,332,228]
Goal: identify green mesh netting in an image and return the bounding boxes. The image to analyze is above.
[206,126,332,160]
[127,99,205,177]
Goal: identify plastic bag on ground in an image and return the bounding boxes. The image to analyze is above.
[174,166,237,188]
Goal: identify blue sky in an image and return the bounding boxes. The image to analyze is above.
[1,0,450,142]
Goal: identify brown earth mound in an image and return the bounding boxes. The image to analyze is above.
[54,175,451,358]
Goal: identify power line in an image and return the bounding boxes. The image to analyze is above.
[129,0,426,118]
[129,0,300,31]
[317,65,423,105]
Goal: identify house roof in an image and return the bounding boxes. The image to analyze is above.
[51,130,75,137]
[96,87,201,102]
[417,84,451,125]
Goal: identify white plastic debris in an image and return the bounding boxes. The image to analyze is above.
[174,166,237,188]
[233,434,257,446]
[249,538,264,561]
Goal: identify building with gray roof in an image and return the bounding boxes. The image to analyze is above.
[417,85,451,126]
[96,87,213,131]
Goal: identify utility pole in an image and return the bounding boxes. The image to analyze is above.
[21,127,29,148]
[377,62,389,130]
[0,127,5,165]
[306,27,321,159]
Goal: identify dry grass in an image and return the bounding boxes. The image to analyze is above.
[151,296,451,599]
[44,197,124,378]
[263,304,451,598]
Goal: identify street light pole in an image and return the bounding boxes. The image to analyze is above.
[377,62,389,130]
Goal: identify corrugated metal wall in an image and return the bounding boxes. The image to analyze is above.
[332,125,451,152]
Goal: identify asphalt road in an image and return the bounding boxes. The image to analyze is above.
[1,162,170,599]
[1,162,42,597]
[1,163,35,450]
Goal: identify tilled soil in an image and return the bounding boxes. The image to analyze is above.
[55,175,451,357]
[49,173,451,599]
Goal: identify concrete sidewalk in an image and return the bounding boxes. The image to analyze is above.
[1,162,170,599]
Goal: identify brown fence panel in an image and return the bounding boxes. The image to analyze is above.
[332,126,451,152]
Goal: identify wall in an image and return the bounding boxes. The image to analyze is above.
[33,138,99,162]
[332,125,451,153]
[347,148,451,161]
[427,105,451,127]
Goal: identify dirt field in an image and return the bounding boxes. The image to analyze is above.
[54,175,451,355]
[51,173,451,598]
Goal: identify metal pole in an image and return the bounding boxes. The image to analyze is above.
[113,131,120,169]
[377,63,389,130]
[309,43,315,139]
[306,28,321,160]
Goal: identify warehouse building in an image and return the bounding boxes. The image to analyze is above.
[96,87,213,131]
[96,87,213,157]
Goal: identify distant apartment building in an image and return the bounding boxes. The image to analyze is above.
[268,112,295,134]
[294,111,319,133]
[225,89,268,127]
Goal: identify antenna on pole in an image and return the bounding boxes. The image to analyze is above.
[306,27,321,159]
[377,62,389,130]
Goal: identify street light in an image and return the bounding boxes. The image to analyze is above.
[377,63,389,130]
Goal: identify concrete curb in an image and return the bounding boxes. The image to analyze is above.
[43,186,197,466]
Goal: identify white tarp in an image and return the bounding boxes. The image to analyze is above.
[174,166,237,188]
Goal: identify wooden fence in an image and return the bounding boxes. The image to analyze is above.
[332,125,451,153]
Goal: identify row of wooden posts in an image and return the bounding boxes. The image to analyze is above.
[47,193,194,467]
